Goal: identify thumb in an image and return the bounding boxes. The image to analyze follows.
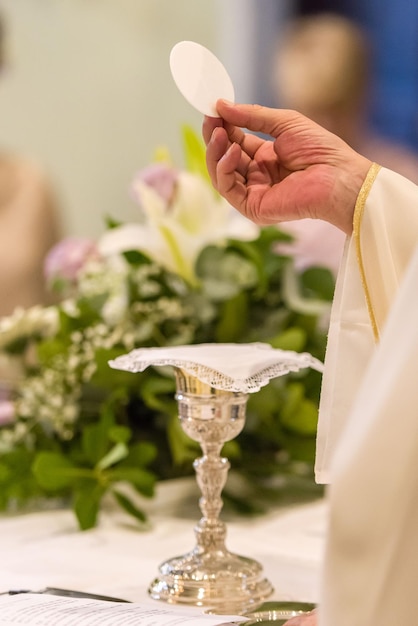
[216,100,302,138]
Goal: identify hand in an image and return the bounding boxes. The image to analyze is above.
[282,608,318,625]
[202,100,372,234]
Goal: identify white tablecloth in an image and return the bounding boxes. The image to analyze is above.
[0,479,327,606]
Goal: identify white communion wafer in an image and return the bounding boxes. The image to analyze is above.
[169,40,235,117]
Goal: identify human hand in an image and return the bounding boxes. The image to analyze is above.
[282,608,318,625]
[203,100,372,234]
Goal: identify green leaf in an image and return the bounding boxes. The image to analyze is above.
[280,383,319,436]
[123,249,152,266]
[124,441,158,468]
[247,381,284,431]
[140,374,177,415]
[96,442,129,470]
[105,215,123,229]
[225,238,267,295]
[301,267,335,301]
[112,489,148,524]
[181,125,211,183]
[90,349,137,389]
[82,422,111,466]
[215,292,249,342]
[0,448,42,507]
[285,399,318,436]
[201,277,241,300]
[270,327,307,352]
[32,452,86,491]
[0,463,11,484]
[197,247,258,300]
[108,467,156,497]
[108,425,131,445]
[73,485,105,530]
[282,262,332,317]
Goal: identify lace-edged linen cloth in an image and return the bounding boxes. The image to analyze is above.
[109,342,324,393]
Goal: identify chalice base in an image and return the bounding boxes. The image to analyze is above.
[148,547,274,615]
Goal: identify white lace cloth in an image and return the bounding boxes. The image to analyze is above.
[109,343,324,393]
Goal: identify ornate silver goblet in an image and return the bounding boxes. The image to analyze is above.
[110,343,323,615]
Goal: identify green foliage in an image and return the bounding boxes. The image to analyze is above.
[0,128,332,528]
[29,408,157,529]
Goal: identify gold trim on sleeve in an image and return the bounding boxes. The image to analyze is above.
[352,162,382,342]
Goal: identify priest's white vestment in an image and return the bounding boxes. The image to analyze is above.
[315,164,418,625]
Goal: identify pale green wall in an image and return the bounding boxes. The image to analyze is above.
[0,0,221,237]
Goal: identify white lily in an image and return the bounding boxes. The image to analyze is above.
[98,171,259,284]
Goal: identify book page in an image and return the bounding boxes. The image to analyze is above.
[0,594,245,625]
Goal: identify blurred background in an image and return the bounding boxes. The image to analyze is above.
[0,0,417,517]
[0,0,417,238]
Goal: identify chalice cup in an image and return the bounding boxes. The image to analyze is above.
[109,343,323,615]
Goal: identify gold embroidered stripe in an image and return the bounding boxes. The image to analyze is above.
[352,162,382,342]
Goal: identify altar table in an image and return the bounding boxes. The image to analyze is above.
[0,478,327,608]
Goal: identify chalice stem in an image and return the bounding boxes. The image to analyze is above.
[194,442,229,551]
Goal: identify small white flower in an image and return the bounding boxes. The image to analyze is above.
[61,299,80,318]
[71,331,83,343]
[67,355,81,370]
[0,306,59,350]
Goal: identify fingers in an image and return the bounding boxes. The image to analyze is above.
[215,142,247,210]
[205,125,229,187]
[202,115,224,146]
[216,99,302,139]
[207,139,248,215]
[202,113,251,149]
[204,108,265,162]
[205,124,252,190]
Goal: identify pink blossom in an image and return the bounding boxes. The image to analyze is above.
[0,399,15,426]
[131,163,178,207]
[276,219,346,277]
[44,237,99,284]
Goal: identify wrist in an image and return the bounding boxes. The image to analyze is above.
[352,162,382,232]
[336,155,374,235]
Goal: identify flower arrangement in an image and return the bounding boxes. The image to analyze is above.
[0,127,337,529]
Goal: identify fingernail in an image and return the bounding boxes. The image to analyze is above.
[209,127,219,143]
[220,141,237,160]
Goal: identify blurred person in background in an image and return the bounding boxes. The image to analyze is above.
[0,12,61,319]
[272,12,418,275]
[273,12,418,182]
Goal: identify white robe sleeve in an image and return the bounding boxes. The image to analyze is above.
[315,165,418,483]
[317,169,418,625]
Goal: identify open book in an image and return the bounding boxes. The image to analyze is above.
[0,593,246,625]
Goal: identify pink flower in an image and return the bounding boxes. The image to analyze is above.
[276,219,346,277]
[0,400,15,426]
[131,163,178,207]
[44,237,99,284]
